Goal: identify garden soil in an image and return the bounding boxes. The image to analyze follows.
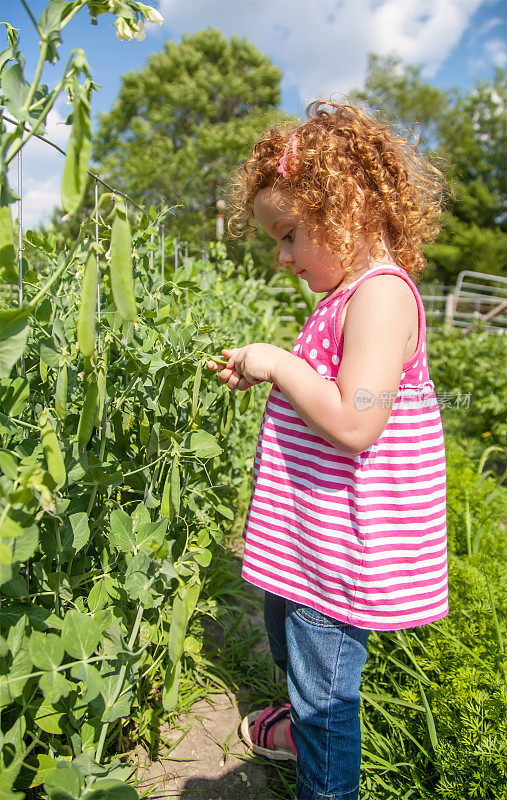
[129,537,286,799]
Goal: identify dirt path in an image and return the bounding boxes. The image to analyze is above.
[129,537,289,799]
[132,692,270,798]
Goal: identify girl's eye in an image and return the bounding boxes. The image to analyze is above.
[283,230,294,243]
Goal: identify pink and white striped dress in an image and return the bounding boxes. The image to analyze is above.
[242,265,448,631]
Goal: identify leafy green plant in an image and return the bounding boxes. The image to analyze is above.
[426,324,506,471]
[0,5,286,798]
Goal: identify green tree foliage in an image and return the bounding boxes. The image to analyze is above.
[91,28,291,271]
[355,55,506,285]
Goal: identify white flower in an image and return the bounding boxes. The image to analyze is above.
[132,20,146,41]
[115,18,134,41]
[143,5,163,25]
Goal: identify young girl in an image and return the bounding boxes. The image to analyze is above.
[207,101,448,800]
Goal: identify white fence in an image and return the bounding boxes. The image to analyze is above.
[444,271,507,334]
[270,271,506,334]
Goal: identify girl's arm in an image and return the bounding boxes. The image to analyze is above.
[208,276,415,456]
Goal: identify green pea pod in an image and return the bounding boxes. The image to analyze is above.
[61,95,91,216]
[77,377,98,448]
[168,580,200,664]
[55,356,68,422]
[77,250,97,357]
[161,464,172,520]
[192,363,202,419]
[162,659,181,712]
[95,367,106,428]
[239,389,253,415]
[110,198,137,322]
[170,455,180,519]
[139,409,150,445]
[40,411,66,489]
[220,395,234,437]
[0,201,18,283]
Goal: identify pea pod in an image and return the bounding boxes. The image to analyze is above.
[61,95,91,216]
[109,197,137,322]
[162,660,181,712]
[192,363,202,419]
[167,580,201,664]
[239,388,253,415]
[55,355,68,422]
[161,464,172,520]
[220,394,234,437]
[139,409,150,446]
[77,377,98,448]
[95,367,106,428]
[40,411,66,489]
[170,454,180,519]
[77,250,97,357]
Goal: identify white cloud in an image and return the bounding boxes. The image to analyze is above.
[484,37,507,67]
[156,0,487,106]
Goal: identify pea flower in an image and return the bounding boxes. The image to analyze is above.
[115,18,134,41]
[143,5,164,25]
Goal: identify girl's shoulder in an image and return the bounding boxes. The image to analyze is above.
[314,264,421,320]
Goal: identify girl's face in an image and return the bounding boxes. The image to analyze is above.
[253,186,348,294]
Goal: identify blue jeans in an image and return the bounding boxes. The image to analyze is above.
[264,591,371,800]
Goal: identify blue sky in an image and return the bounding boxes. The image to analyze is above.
[4,0,506,226]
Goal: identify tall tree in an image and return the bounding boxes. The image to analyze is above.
[354,55,506,285]
[92,28,291,268]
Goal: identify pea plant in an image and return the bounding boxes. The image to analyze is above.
[0,5,285,799]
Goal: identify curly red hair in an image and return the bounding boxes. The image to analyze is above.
[227,100,446,281]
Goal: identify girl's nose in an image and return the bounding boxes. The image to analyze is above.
[279,247,294,267]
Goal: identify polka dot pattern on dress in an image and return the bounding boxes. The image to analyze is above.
[292,266,430,392]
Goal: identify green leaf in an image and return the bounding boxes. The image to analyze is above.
[0,515,24,539]
[0,308,30,379]
[186,429,223,459]
[0,524,38,570]
[0,377,29,417]
[29,631,64,671]
[0,200,17,283]
[0,647,32,705]
[61,610,101,660]
[70,662,104,703]
[135,519,167,553]
[91,667,132,723]
[30,754,59,789]
[82,779,139,800]
[124,551,154,606]
[34,697,65,734]
[67,512,90,554]
[43,761,83,800]
[109,509,135,552]
[1,62,30,120]
[39,670,73,704]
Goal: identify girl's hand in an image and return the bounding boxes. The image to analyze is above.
[206,344,287,391]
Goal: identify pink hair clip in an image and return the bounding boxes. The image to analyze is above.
[277,134,298,178]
